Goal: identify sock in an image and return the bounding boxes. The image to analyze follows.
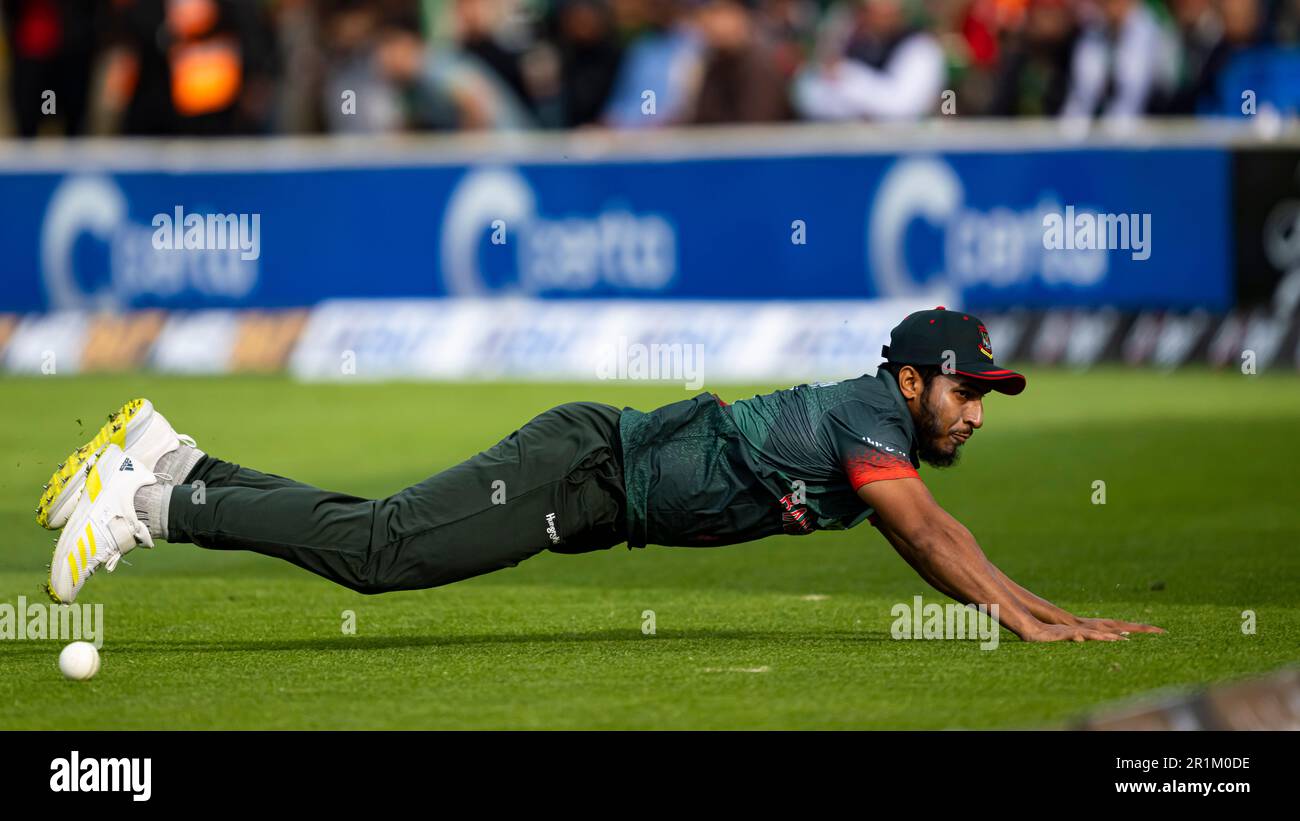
[155,443,204,485]
[134,444,203,541]
[134,484,170,541]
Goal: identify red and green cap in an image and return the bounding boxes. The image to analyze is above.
[881,306,1026,395]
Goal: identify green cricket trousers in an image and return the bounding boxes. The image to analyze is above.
[164,402,628,594]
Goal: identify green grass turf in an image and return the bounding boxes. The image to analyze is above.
[0,370,1297,729]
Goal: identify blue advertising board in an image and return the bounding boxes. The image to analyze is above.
[0,145,1231,312]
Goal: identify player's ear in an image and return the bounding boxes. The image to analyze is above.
[897,365,923,401]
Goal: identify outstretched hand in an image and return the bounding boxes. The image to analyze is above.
[1073,616,1166,637]
[1022,623,1131,642]
[1022,617,1166,642]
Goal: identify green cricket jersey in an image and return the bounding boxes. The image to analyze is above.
[619,369,922,548]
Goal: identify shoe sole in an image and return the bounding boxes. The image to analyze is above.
[44,574,62,604]
[45,444,153,604]
[44,498,93,603]
[45,495,105,604]
[35,398,148,530]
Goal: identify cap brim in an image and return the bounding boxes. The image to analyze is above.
[954,364,1027,396]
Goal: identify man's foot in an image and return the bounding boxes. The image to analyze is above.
[36,399,197,530]
[45,444,158,604]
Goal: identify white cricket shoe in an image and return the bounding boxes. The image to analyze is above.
[37,398,195,530]
[45,444,158,604]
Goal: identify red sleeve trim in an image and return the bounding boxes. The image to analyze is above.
[848,464,920,491]
[844,446,920,490]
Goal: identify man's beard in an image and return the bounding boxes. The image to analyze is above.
[917,385,961,468]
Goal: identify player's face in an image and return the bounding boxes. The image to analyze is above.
[917,375,986,467]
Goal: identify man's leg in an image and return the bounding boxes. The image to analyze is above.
[183,455,317,492]
[150,402,628,594]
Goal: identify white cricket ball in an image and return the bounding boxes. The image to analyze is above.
[58,641,101,681]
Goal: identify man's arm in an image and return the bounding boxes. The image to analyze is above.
[858,477,1155,642]
[792,36,945,121]
[875,517,1078,626]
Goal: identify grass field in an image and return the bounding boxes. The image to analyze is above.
[1,370,1297,729]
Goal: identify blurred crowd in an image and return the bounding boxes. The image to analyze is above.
[3,0,1299,137]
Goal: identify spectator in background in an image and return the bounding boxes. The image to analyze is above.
[956,0,1014,73]
[791,0,946,121]
[373,21,535,130]
[550,0,624,126]
[452,0,537,115]
[989,0,1078,116]
[3,0,100,137]
[1201,0,1298,117]
[1154,0,1228,114]
[1060,0,1171,121]
[319,0,408,133]
[690,0,791,123]
[104,0,278,136]
[1220,0,1264,51]
[752,0,822,81]
[1274,0,1300,44]
[600,0,705,128]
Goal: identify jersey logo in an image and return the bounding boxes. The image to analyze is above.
[862,435,904,456]
[779,493,815,536]
[978,325,994,360]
